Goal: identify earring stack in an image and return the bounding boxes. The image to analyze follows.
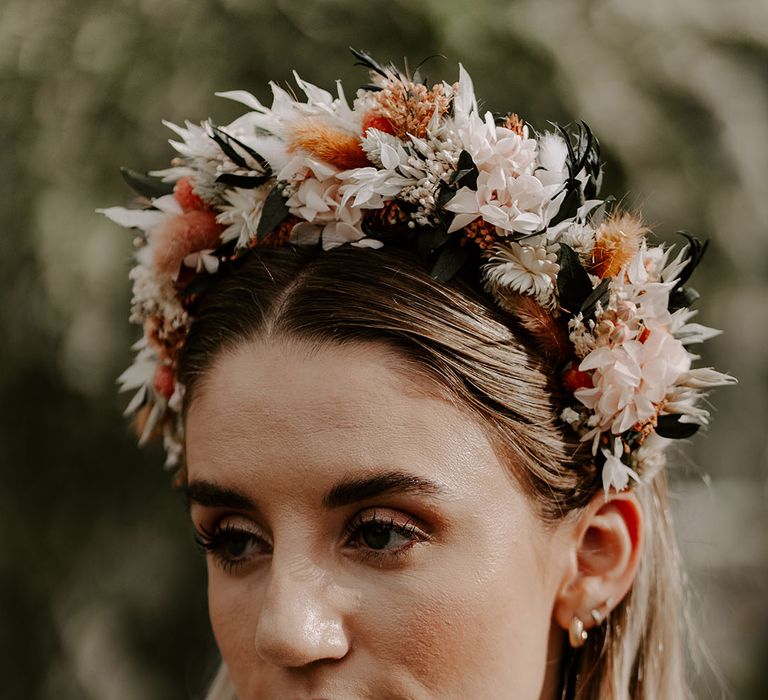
[569,599,612,648]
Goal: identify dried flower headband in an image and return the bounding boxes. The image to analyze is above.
[99,49,735,491]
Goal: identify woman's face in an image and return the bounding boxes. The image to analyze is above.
[185,338,572,700]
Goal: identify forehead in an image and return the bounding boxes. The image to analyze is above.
[184,337,511,497]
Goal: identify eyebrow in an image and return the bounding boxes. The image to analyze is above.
[322,470,444,509]
[185,470,444,511]
[185,480,256,511]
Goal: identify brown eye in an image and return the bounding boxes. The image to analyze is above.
[195,523,269,572]
[345,511,429,562]
[220,529,253,559]
[360,522,409,550]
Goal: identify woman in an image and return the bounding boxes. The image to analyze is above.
[101,51,734,699]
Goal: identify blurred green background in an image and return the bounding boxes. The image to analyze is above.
[1,0,766,697]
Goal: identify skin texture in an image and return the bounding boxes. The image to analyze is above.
[185,337,640,700]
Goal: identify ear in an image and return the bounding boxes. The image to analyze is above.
[552,490,643,632]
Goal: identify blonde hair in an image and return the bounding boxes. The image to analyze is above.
[180,246,690,700]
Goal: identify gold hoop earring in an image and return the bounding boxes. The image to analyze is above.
[568,615,588,648]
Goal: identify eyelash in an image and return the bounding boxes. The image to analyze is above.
[195,511,429,572]
[195,523,269,573]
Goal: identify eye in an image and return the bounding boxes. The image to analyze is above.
[358,521,412,550]
[345,510,429,563]
[195,522,270,572]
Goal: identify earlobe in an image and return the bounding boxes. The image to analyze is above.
[553,490,644,634]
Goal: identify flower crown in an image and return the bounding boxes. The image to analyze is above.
[100,49,735,491]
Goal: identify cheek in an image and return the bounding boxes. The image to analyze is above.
[357,545,556,697]
[206,568,260,677]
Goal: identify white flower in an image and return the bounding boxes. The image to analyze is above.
[97,194,182,233]
[217,73,359,142]
[458,110,538,177]
[217,185,272,248]
[561,407,582,425]
[446,169,566,236]
[535,132,570,187]
[601,439,640,494]
[558,221,596,255]
[575,324,692,445]
[183,249,220,274]
[568,313,598,359]
[668,307,723,345]
[127,263,187,328]
[360,129,409,168]
[444,94,568,235]
[484,241,560,307]
[676,367,736,389]
[286,176,367,250]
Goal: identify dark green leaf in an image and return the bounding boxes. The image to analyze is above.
[430,242,469,283]
[215,173,272,188]
[120,167,174,198]
[416,226,451,259]
[672,232,709,291]
[668,286,700,312]
[257,185,289,240]
[557,244,593,314]
[553,121,603,200]
[436,182,455,211]
[209,125,272,175]
[580,278,611,318]
[451,150,478,189]
[549,185,579,226]
[350,47,399,80]
[655,415,701,439]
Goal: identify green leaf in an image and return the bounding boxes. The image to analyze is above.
[215,172,272,188]
[655,415,700,439]
[668,286,700,312]
[120,167,174,198]
[556,244,593,314]
[580,278,611,318]
[350,47,399,80]
[436,182,455,211]
[672,232,709,290]
[416,227,451,259]
[430,242,469,283]
[209,125,272,175]
[257,185,289,241]
[451,150,478,189]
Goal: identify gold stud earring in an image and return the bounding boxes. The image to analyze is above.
[568,615,588,648]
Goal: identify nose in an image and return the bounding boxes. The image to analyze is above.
[254,556,350,668]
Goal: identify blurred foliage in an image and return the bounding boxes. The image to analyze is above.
[1,0,766,697]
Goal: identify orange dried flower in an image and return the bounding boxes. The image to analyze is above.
[363,200,412,235]
[371,79,456,139]
[361,112,396,136]
[173,177,206,212]
[250,215,302,248]
[503,113,526,137]
[459,218,501,250]
[586,211,649,279]
[144,317,186,362]
[151,210,225,277]
[289,118,370,170]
